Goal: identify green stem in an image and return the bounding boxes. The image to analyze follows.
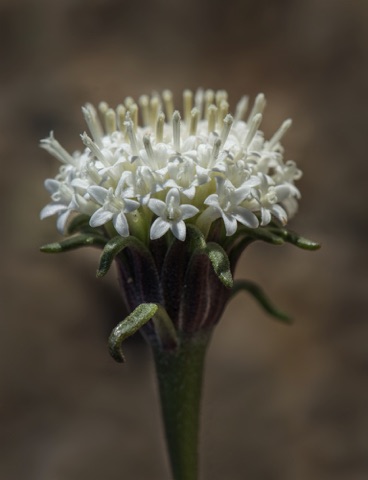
[153,332,211,480]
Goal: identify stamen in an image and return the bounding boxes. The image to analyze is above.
[247,93,266,124]
[172,110,181,152]
[194,88,204,120]
[218,100,229,128]
[149,96,160,128]
[139,95,150,126]
[183,89,193,125]
[189,107,199,136]
[215,90,228,107]
[162,90,174,121]
[81,132,108,166]
[116,104,126,132]
[204,89,215,118]
[129,103,138,131]
[156,112,165,143]
[220,114,234,145]
[98,102,109,116]
[125,117,139,155]
[143,134,155,162]
[244,113,263,149]
[234,95,249,122]
[81,104,103,147]
[105,108,117,135]
[267,119,292,149]
[210,138,222,167]
[207,105,218,133]
[40,131,77,166]
[124,96,134,108]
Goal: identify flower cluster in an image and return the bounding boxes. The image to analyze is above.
[40,89,302,242]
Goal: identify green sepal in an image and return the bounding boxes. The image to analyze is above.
[97,235,151,278]
[268,227,321,250]
[230,279,292,324]
[108,303,159,362]
[204,242,233,288]
[40,233,107,253]
[185,225,233,288]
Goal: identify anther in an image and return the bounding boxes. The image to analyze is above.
[139,95,150,127]
[125,117,139,155]
[162,90,174,121]
[234,96,249,122]
[116,104,126,132]
[156,112,165,143]
[172,110,181,152]
[105,108,117,135]
[189,108,199,136]
[129,103,138,131]
[183,89,193,125]
[244,113,263,149]
[82,104,103,147]
[204,89,215,118]
[149,96,160,128]
[220,114,234,145]
[247,93,266,124]
[267,119,292,150]
[207,105,218,133]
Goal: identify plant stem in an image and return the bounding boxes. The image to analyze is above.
[153,332,211,480]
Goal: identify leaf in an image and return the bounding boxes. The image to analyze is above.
[204,242,233,288]
[185,226,233,288]
[108,303,159,362]
[230,279,292,324]
[237,226,285,245]
[40,234,107,253]
[269,227,321,250]
[97,235,151,278]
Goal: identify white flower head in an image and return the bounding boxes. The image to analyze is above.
[40,89,302,240]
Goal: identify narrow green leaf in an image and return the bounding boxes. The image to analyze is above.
[97,235,150,278]
[230,279,292,324]
[205,242,233,288]
[40,234,107,253]
[108,303,159,362]
[185,224,207,251]
[185,226,233,288]
[237,226,285,245]
[269,228,321,250]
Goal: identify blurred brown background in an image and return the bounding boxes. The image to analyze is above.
[1,0,367,479]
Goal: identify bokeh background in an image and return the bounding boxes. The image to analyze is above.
[1,0,367,479]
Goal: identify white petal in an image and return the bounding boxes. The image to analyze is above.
[233,207,259,228]
[171,220,186,241]
[271,204,288,225]
[148,198,167,217]
[88,186,108,205]
[114,212,130,236]
[150,217,170,240]
[222,213,237,236]
[123,198,140,213]
[275,185,291,202]
[180,204,199,220]
[204,194,219,207]
[44,179,60,194]
[89,208,113,227]
[40,203,66,219]
[260,207,272,226]
[56,210,72,233]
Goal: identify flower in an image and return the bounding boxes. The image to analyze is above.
[40,89,302,242]
[148,188,199,241]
